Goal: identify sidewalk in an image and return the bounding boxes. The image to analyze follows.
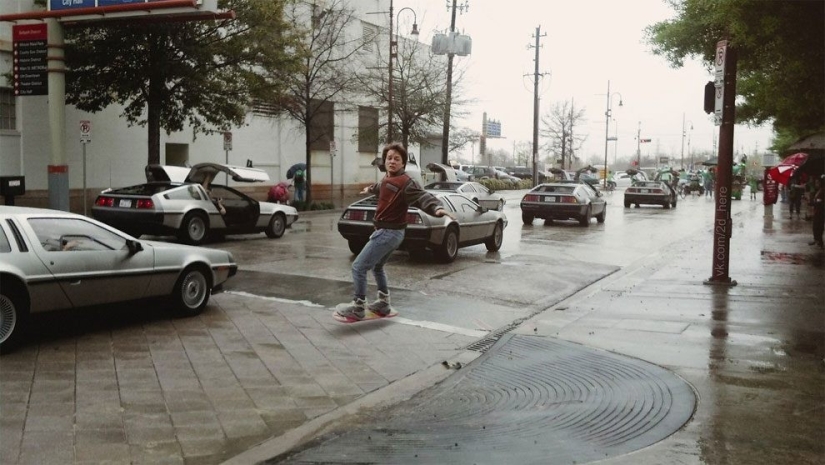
[229,199,824,464]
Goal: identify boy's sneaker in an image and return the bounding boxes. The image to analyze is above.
[334,299,366,322]
[368,291,392,317]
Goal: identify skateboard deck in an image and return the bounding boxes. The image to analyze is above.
[332,309,399,323]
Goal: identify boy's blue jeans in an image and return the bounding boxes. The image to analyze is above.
[352,228,405,299]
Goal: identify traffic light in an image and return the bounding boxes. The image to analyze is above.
[703,81,715,114]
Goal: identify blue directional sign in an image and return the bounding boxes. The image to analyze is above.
[49,0,96,10]
[50,0,167,10]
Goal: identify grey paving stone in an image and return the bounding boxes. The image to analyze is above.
[129,442,184,465]
[170,411,218,427]
[217,409,269,438]
[75,410,123,430]
[164,390,213,413]
[18,430,73,465]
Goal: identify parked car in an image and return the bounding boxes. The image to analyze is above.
[520,181,607,226]
[494,169,522,187]
[624,180,678,208]
[466,165,497,180]
[613,170,648,189]
[337,191,508,262]
[0,206,237,352]
[424,181,506,211]
[92,163,299,245]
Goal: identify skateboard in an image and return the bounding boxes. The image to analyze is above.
[332,308,399,323]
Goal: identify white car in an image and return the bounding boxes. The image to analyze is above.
[92,163,299,245]
[0,206,237,352]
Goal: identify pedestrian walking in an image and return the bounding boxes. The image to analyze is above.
[809,176,824,248]
[749,175,758,200]
[789,176,805,219]
[333,143,455,322]
[293,168,306,203]
[703,169,714,198]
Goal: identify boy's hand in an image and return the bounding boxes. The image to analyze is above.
[435,208,456,220]
[360,186,371,194]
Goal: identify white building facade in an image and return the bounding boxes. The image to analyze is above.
[0,0,413,210]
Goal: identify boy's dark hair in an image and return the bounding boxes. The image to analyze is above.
[381,142,407,167]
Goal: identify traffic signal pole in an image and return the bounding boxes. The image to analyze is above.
[705,40,738,286]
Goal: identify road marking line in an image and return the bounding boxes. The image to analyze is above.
[224,290,325,308]
[393,317,488,338]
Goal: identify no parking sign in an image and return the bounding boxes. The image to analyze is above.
[80,120,91,143]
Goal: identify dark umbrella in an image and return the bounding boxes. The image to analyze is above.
[286,163,306,179]
[701,157,719,166]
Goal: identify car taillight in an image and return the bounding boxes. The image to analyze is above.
[406,213,423,225]
[95,196,114,207]
[562,196,578,204]
[343,210,368,221]
[626,188,637,193]
[136,199,154,209]
[524,194,539,202]
[652,189,664,194]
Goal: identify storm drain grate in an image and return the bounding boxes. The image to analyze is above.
[275,334,696,465]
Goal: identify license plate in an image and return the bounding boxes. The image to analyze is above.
[544,196,556,203]
[640,189,648,194]
[119,199,132,208]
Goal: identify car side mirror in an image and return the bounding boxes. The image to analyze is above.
[126,239,143,255]
[477,205,488,213]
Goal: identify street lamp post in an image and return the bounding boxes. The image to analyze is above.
[387,2,419,144]
[680,113,694,170]
[603,80,623,188]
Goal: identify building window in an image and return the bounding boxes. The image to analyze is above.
[358,106,379,153]
[309,99,334,151]
[0,89,16,130]
[360,22,378,54]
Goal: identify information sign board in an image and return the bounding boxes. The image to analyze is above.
[12,24,48,96]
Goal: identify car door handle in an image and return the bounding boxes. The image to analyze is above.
[69,280,82,286]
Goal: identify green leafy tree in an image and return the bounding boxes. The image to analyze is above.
[64,0,304,165]
[645,0,824,147]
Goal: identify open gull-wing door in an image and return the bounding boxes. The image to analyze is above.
[426,163,458,182]
[145,165,191,183]
[185,163,270,186]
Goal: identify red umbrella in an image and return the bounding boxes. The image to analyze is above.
[768,152,808,185]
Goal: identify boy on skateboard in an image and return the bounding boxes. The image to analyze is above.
[333,143,455,323]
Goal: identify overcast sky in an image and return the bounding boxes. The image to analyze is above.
[399,0,774,167]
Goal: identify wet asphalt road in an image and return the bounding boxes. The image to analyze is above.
[210,189,719,329]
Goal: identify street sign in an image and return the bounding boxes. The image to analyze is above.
[223,131,232,151]
[80,120,92,143]
[12,24,48,96]
[713,41,727,126]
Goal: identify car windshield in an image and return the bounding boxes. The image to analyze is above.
[534,185,576,194]
[109,183,178,195]
[425,182,462,190]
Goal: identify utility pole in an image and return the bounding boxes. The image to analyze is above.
[636,121,642,168]
[529,25,546,186]
[440,0,463,164]
[680,112,685,170]
[568,97,574,170]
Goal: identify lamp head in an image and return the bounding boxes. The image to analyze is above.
[618,99,623,107]
[411,23,419,35]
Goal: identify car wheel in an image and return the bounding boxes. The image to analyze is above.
[485,221,504,252]
[265,213,286,238]
[672,199,678,208]
[172,265,211,317]
[179,211,208,245]
[579,206,591,226]
[348,240,366,255]
[596,206,606,223]
[436,226,459,263]
[522,213,534,225]
[0,284,29,354]
[664,201,671,209]
[624,199,630,208]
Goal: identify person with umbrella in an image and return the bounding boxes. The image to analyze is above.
[789,174,806,219]
[810,175,824,248]
[287,163,307,204]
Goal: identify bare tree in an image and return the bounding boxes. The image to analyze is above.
[358,26,471,151]
[449,127,480,159]
[540,100,587,170]
[275,0,368,204]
